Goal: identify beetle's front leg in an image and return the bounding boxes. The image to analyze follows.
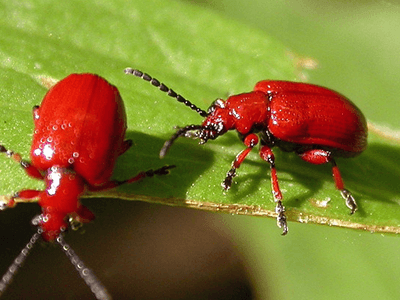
[259,145,288,235]
[0,145,44,180]
[0,190,42,210]
[88,165,176,191]
[0,144,44,210]
[222,133,259,190]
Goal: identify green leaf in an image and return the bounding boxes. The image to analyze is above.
[0,0,399,234]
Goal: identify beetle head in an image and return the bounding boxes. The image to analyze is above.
[199,98,233,141]
[32,210,67,242]
[160,99,235,158]
[124,69,235,157]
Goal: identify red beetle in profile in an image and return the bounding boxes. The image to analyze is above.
[0,73,173,299]
[125,68,368,235]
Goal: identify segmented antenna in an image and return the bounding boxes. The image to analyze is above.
[124,68,208,118]
[0,231,41,296]
[56,235,112,300]
[159,125,203,158]
[0,231,111,299]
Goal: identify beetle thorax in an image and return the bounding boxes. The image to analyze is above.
[35,166,86,241]
[40,166,85,211]
[201,91,270,140]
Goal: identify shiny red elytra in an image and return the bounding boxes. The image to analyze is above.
[0,73,173,299]
[125,68,368,235]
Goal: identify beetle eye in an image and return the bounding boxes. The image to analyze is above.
[207,99,225,114]
[207,105,215,115]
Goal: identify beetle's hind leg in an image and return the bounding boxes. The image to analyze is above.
[331,160,357,214]
[298,149,357,214]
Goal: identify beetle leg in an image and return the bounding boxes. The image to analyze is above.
[259,145,288,235]
[298,149,357,214]
[332,160,357,214]
[0,190,42,210]
[88,165,176,191]
[222,133,259,190]
[0,145,44,210]
[0,145,44,180]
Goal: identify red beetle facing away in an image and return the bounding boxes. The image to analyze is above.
[0,73,174,299]
[125,68,367,235]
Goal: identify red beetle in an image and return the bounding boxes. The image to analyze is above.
[0,73,174,298]
[125,68,368,235]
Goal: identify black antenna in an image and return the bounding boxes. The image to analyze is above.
[159,125,203,158]
[56,235,112,300]
[124,68,208,118]
[0,231,41,296]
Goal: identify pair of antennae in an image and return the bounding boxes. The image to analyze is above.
[0,229,111,300]
[124,68,208,157]
[124,68,208,118]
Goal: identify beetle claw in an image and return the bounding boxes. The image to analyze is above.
[341,189,358,214]
[0,200,8,211]
[0,196,13,211]
[222,168,236,190]
[155,165,176,176]
[146,165,176,177]
[275,200,288,235]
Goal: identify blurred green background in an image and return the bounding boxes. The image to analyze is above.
[0,0,399,299]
